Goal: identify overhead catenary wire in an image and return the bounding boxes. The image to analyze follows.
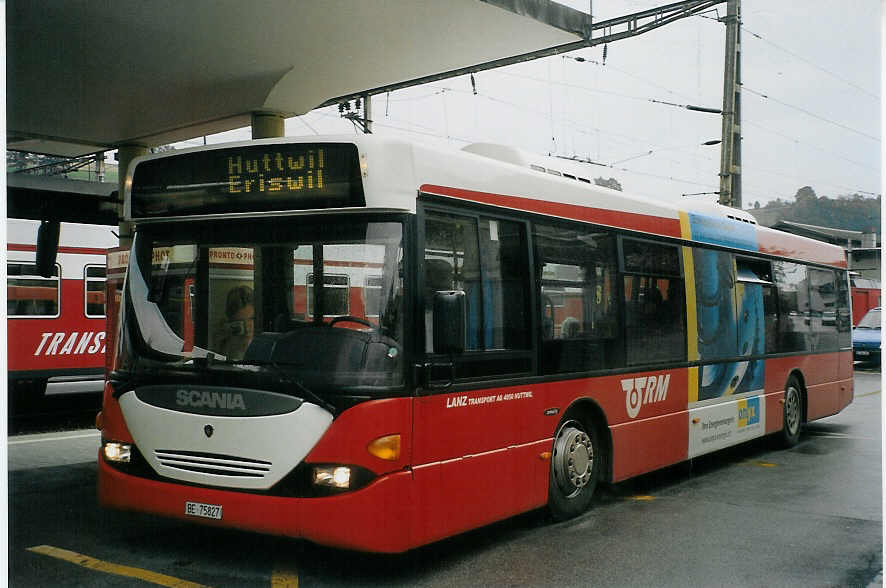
[742,26,880,101]
[303,71,879,202]
[744,86,880,142]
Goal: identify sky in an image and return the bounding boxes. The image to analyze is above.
[173,0,882,210]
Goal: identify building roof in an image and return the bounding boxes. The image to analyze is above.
[7,0,586,157]
[771,220,867,243]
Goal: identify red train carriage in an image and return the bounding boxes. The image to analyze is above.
[7,219,117,405]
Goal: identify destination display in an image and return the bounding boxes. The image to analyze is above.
[129,143,365,219]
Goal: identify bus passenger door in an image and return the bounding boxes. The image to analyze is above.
[411,206,545,545]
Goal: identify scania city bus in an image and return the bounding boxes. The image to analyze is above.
[98,136,853,553]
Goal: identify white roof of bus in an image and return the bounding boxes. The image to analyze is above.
[126,135,844,267]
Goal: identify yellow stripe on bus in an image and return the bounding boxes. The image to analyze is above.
[688,366,699,404]
[26,545,210,588]
[679,210,693,241]
[681,245,699,362]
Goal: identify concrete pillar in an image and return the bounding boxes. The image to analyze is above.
[251,112,285,139]
[116,144,147,248]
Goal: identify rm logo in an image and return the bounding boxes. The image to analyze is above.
[622,374,671,419]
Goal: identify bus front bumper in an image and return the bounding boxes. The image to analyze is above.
[98,453,416,553]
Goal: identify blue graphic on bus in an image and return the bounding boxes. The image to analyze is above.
[689,213,757,251]
[737,397,761,427]
[694,249,765,401]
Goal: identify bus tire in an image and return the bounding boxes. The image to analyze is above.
[548,417,600,521]
[780,376,804,447]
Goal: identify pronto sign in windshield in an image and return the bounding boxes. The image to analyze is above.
[129,143,365,219]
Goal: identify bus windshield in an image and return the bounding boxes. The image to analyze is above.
[124,216,404,391]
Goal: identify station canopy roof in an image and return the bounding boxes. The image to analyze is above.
[7,0,589,157]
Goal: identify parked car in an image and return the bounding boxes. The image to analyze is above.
[852,307,881,364]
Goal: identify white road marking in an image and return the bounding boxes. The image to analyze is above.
[9,431,101,446]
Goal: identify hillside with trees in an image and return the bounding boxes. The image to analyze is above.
[749,186,880,233]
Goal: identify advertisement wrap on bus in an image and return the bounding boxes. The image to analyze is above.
[97,136,853,552]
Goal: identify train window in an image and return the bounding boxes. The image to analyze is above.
[307,274,350,317]
[84,265,107,317]
[7,262,60,317]
[364,275,383,318]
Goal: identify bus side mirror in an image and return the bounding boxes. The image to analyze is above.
[36,220,60,278]
[433,290,465,355]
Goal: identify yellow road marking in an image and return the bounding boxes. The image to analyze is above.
[740,460,777,468]
[26,545,210,588]
[271,565,300,588]
[631,495,656,501]
[856,389,881,398]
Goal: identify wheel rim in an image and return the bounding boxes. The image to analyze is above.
[552,421,594,498]
[785,385,800,436]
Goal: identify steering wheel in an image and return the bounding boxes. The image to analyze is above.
[328,315,375,330]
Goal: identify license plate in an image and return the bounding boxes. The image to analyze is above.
[856,350,871,356]
[185,501,222,520]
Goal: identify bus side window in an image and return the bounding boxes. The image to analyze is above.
[423,210,532,379]
[836,271,851,348]
[621,238,685,366]
[773,261,810,352]
[534,221,619,374]
[809,268,838,352]
[692,249,738,361]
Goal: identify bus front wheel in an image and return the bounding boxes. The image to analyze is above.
[548,418,600,521]
[780,376,804,447]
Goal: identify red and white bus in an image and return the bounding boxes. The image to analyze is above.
[98,136,853,553]
[7,219,117,404]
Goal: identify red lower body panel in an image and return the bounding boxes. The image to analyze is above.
[98,455,417,553]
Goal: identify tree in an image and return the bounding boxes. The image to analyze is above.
[794,186,817,201]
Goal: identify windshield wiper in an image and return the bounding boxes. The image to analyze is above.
[237,359,336,415]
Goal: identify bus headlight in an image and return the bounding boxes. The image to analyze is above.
[313,466,351,489]
[103,442,132,463]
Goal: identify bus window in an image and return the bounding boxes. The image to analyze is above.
[693,249,737,361]
[621,238,685,366]
[534,221,619,373]
[773,261,810,352]
[837,271,851,348]
[809,268,838,352]
[424,212,481,352]
[84,265,107,317]
[423,210,531,377]
[7,262,60,317]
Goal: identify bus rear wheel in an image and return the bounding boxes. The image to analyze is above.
[780,376,804,447]
[548,418,600,521]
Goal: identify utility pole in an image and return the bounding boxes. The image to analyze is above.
[362,93,373,134]
[718,0,741,209]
